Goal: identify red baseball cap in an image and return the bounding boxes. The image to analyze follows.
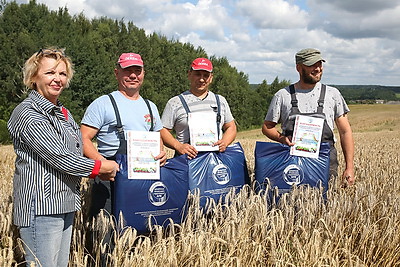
[191,58,213,72]
[117,53,144,68]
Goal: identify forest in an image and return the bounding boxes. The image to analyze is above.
[0,1,289,129]
[0,1,398,144]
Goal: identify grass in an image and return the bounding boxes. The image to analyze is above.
[1,103,400,266]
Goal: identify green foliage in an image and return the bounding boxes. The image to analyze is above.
[251,77,291,127]
[0,119,11,144]
[0,0,291,129]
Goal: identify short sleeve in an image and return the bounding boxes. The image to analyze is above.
[161,100,175,129]
[334,92,350,119]
[81,96,108,129]
[265,92,283,123]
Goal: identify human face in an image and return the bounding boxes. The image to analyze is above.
[115,65,144,92]
[188,70,213,97]
[33,57,68,104]
[298,61,323,85]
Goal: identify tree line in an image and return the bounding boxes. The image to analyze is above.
[0,0,292,144]
[334,85,400,103]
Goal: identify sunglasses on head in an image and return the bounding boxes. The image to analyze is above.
[36,48,65,57]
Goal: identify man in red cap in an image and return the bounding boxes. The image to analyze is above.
[161,57,237,159]
[80,52,166,218]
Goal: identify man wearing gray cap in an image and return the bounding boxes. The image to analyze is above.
[262,48,355,187]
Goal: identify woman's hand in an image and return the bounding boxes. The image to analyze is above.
[98,160,119,181]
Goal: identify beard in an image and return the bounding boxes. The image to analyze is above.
[301,68,322,85]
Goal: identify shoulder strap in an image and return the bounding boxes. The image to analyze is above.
[215,94,221,139]
[289,84,300,113]
[289,84,326,113]
[178,94,191,144]
[317,84,326,113]
[143,98,154,131]
[108,94,155,141]
[289,84,298,106]
[107,94,125,140]
[178,94,191,114]
[178,93,222,142]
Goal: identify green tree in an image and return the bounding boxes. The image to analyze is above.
[0,0,271,130]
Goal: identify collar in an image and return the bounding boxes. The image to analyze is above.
[29,90,64,114]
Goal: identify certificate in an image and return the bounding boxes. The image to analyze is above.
[290,115,324,158]
[126,130,160,180]
[188,112,219,152]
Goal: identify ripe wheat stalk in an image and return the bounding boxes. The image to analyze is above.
[1,105,400,266]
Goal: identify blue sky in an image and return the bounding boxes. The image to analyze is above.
[15,0,400,86]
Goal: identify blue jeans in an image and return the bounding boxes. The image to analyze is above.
[19,209,75,267]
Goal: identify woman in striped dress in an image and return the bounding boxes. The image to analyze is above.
[7,48,119,267]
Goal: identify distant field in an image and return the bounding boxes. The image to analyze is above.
[346,104,400,132]
[238,103,400,140]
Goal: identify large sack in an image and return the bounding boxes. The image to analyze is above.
[188,142,250,206]
[113,154,189,233]
[254,141,330,197]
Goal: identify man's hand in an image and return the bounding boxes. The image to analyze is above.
[262,121,294,146]
[213,139,228,152]
[278,134,295,146]
[341,169,355,188]
[154,150,167,166]
[176,143,198,159]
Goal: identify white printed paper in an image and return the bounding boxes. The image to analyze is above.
[290,115,324,158]
[127,130,160,180]
[188,112,219,152]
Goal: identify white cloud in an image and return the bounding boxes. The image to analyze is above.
[13,0,400,85]
[312,0,400,14]
[236,0,309,29]
[155,0,230,41]
[308,0,400,40]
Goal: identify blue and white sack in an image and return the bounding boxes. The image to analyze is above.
[113,154,189,233]
[188,142,250,207]
[254,141,330,199]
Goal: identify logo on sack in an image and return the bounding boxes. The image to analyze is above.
[212,164,231,185]
[283,164,303,185]
[148,181,169,206]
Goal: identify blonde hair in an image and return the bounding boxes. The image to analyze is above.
[23,47,74,90]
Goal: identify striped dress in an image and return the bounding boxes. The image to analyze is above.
[8,90,96,227]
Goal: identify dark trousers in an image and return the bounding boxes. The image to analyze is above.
[86,178,115,266]
[89,178,114,218]
[329,145,338,178]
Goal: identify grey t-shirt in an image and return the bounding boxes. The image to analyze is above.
[161,90,234,143]
[265,82,350,135]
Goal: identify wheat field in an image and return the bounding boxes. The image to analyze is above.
[1,104,400,266]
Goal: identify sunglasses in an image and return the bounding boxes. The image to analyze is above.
[36,48,65,57]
